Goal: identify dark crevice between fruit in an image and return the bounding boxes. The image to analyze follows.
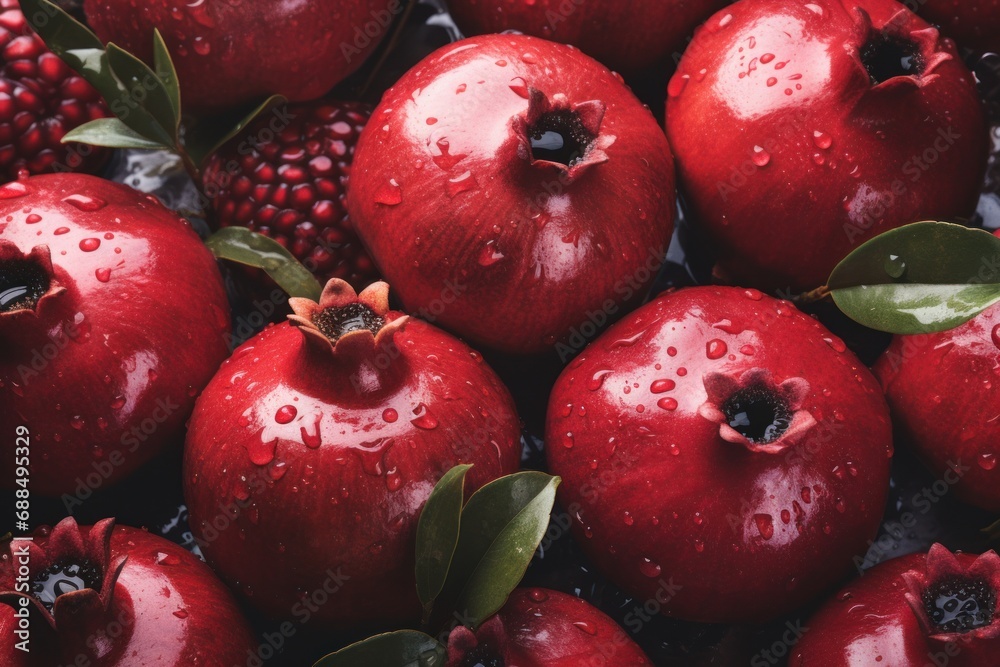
[529,111,596,167]
[32,559,102,612]
[722,383,791,444]
[0,258,50,312]
[460,645,504,667]
[861,34,924,85]
[922,577,996,634]
[313,303,384,342]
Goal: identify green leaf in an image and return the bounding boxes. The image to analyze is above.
[312,631,446,667]
[184,95,287,168]
[105,43,177,145]
[442,472,560,629]
[204,227,321,300]
[62,118,169,150]
[829,221,1000,334]
[416,465,471,615]
[152,30,181,126]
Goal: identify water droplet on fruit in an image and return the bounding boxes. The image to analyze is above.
[382,408,398,423]
[529,590,548,602]
[754,513,774,540]
[155,552,182,566]
[639,558,662,578]
[410,403,438,429]
[979,453,997,470]
[561,432,574,449]
[884,254,907,279]
[706,339,728,359]
[69,415,84,430]
[0,181,28,198]
[573,621,597,636]
[651,379,675,394]
[477,240,505,267]
[509,77,530,98]
[780,509,791,524]
[667,73,689,97]
[25,213,41,224]
[835,497,847,513]
[63,194,106,211]
[813,130,833,149]
[275,405,297,424]
[823,336,847,353]
[588,370,612,391]
[95,268,111,283]
[623,511,634,526]
[374,179,402,206]
[694,539,705,552]
[657,397,678,411]
[79,238,100,252]
[53,226,70,235]
[752,146,771,167]
[447,171,477,197]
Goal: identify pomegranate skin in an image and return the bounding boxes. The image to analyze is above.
[348,34,676,355]
[546,286,893,623]
[83,0,397,113]
[792,546,1000,666]
[183,282,522,625]
[0,518,258,667]
[0,173,230,496]
[666,0,987,293]
[874,303,1000,512]
[446,0,731,73]
[445,588,650,666]
[920,0,1000,53]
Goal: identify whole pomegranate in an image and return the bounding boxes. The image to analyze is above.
[920,0,1000,53]
[446,0,731,73]
[546,286,893,623]
[666,0,988,293]
[83,0,398,113]
[793,544,1000,666]
[0,173,231,497]
[183,279,522,625]
[0,517,258,666]
[874,301,1000,512]
[348,34,676,355]
[445,588,650,666]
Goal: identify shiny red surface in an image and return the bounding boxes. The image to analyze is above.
[792,551,999,666]
[666,0,987,292]
[0,523,257,666]
[0,174,230,496]
[183,316,522,624]
[546,286,893,623]
[875,302,1000,512]
[84,0,395,113]
[447,0,731,72]
[348,34,676,354]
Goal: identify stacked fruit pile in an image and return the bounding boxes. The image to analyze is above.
[2,0,1000,665]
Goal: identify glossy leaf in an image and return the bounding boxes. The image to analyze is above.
[105,43,177,146]
[312,631,446,667]
[442,472,560,629]
[152,30,181,125]
[204,227,321,300]
[184,95,287,168]
[416,465,470,612]
[62,118,168,150]
[829,221,1000,334]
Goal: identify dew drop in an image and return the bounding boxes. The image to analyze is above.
[63,194,107,211]
[639,557,662,578]
[79,238,101,252]
[374,179,402,206]
[706,339,728,360]
[657,397,678,411]
[95,268,111,283]
[884,254,906,279]
[446,171,478,197]
[752,146,771,167]
[410,403,439,430]
[274,405,297,424]
[651,379,676,394]
[979,453,997,470]
[754,513,774,540]
[573,621,597,636]
[588,370,612,391]
[477,240,505,267]
[382,408,398,423]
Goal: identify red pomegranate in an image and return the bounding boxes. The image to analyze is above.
[446,0,731,73]
[83,0,398,113]
[874,301,1000,512]
[546,286,893,623]
[348,34,676,355]
[793,544,1000,666]
[446,588,650,666]
[0,517,258,666]
[183,279,522,625]
[666,0,988,293]
[0,173,230,497]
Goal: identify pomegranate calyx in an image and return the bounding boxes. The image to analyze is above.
[903,543,1000,642]
[445,615,509,667]
[0,242,65,317]
[0,517,126,631]
[698,368,816,454]
[288,278,408,356]
[513,88,615,181]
